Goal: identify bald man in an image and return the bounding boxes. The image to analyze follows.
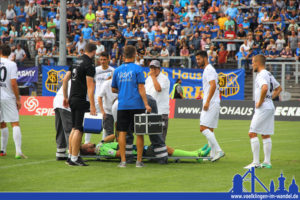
[244,55,282,169]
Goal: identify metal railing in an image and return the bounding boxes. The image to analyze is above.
[238,57,297,69]
[252,62,300,101]
[35,55,192,69]
[143,56,192,69]
[212,39,244,43]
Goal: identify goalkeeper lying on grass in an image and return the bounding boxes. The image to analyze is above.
[80,134,211,160]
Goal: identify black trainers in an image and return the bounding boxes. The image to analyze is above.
[65,158,71,165]
[69,157,89,166]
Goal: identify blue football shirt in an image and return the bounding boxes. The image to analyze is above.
[112,62,145,110]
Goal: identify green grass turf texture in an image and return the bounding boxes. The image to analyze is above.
[0,116,299,192]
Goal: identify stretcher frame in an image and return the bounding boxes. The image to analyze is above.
[81,155,212,162]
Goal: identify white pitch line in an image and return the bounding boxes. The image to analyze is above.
[172,139,242,148]
[0,159,55,169]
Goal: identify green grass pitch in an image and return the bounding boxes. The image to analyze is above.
[0,116,299,192]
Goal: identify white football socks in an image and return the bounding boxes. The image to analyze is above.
[102,129,107,140]
[208,140,215,158]
[263,138,272,165]
[202,129,222,156]
[13,126,22,155]
[84,133,92,144]
[250,137,260,164]
[71,155,78,162]
[1,127,9,153]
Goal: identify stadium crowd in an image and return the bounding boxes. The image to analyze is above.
[0,0,299,70]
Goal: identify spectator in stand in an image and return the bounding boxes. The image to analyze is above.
[85,9,95,27]
[288,30,298,53]
[110,42,119,61]
[76,36,87,54]
[38,43,47,57]
[266,39,276,50]
[224,15,235,31]
[241,18,250,34]
[95,40,105,58]
[207,45,217,66]
[9,26,18,38]
[225,2,238,19]
[237,24,247,39]
[280,46,293,80]
[224,25,236,60]
[43,28,55,51]
[211,20,220,39]
[247,34,254,48]
[276,34,286,53]
[180,44,189,57]
[220,0,230,14]
[81,2,89,17]
[236,8,244,26]
[15,44,26,67]
[217,12,228,31]
[161,45,170,68]
[27,1,37,29]
[6,4,16,22]
[253,34,263,54]
[268,47,280,77]
[217,43,228,68]
[240,40,250,55]
[189,31,201,50]
[47,16,56,35]
[47,7,56,21]
[82,22,93,42]
[136,38,145,56]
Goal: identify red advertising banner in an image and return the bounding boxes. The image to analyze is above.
[19,96,177,118]
[169,99,175,119]
[20,96,55,116]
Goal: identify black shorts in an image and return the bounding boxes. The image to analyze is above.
[69,98,90,132]
[103,114,114,135]
[117,109,145,133]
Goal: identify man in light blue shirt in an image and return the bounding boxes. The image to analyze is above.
[82,23,93,40]
[112,45,151,168]
[225,2,238,19]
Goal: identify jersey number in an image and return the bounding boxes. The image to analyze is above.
[0,66,7,82]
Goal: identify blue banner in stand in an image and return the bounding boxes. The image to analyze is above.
[17,66,38,83]
[142,67,245,100]
[42,65,69,96]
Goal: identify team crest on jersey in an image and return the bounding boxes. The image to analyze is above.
[218,72,240,97]
[45,69,67,93]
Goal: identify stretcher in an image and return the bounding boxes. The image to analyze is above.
[81,155,212,163]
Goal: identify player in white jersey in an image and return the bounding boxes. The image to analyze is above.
[84,51,114,144]
[196,51,225,162]
[0,44,27,159]
[244,55,282,169]
[98,77,118,140]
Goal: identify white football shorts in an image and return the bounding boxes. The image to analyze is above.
[249,108,275,135]
[0,99,19,123]
[200,102,220,129]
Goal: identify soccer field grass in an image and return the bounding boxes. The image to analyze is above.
[0,116,299,192]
